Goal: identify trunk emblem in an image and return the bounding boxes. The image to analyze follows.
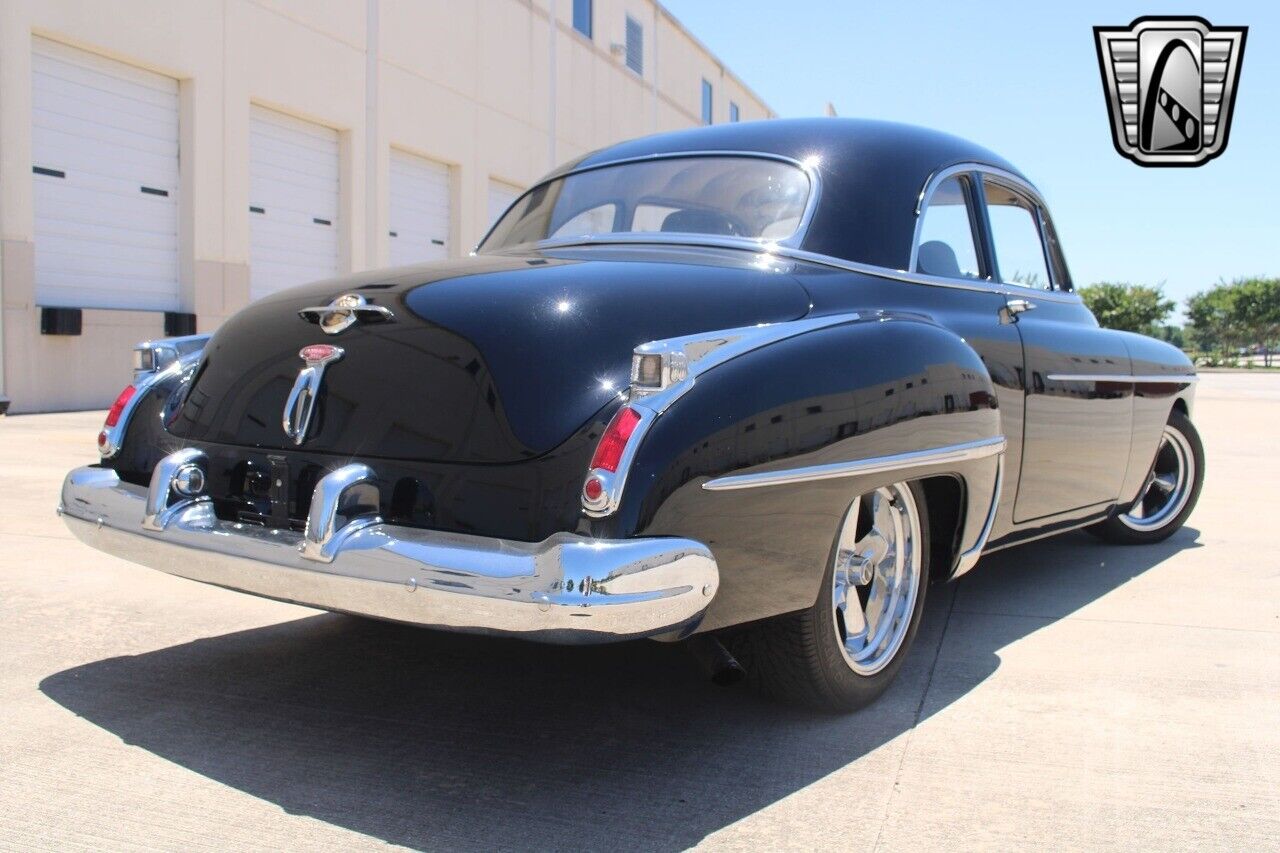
[298,292,394,335]
[283,345,345,445]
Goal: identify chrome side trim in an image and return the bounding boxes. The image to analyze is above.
[59,463,719,644]
[702,436,1008,492]
[953,452,1004,578]
[475,149,822,253]
[1045,374,1199,384]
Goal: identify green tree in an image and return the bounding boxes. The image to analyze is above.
[1078,282,1175,334]
[1185,285,1239,359]
[1230,277,1280,367]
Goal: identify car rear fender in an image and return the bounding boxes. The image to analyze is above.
[608,314,1006,632]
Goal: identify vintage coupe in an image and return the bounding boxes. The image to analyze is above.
[59,119,1203,711]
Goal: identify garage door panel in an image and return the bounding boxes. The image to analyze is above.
[389,150,450,266]
[32,38,179,311]
[34,110,178,162]
[38,270,181,305]
[32,50,178,110]
[36,189,175,236]
[33,77,179,132]
[248,176,338,218]
[37,224,177,254]
[250,106,340,300]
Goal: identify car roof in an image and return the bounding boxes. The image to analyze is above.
[544,118,1028,270]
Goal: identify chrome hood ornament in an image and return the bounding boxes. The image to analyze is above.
[283,344,344,445]
[299,293,394,335]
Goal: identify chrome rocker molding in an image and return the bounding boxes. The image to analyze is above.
[701,436,1007,491]
[1044,373,1199,384]
[59,454,719,643]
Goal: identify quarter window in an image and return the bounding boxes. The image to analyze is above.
[572,0,592,38]
[984,180,1052,289]
[914,176,980,279]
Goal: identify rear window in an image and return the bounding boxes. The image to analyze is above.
[479,156,812,250]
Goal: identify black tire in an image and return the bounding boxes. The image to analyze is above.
[1089,408,1204,545]
[725,481,931,713]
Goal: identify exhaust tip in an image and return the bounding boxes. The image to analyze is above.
[686,634,745,687]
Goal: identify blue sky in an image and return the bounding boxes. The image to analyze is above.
[662,0,1277,318]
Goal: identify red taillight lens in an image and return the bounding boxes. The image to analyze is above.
[589,406,641,473]
[104,385,137,428]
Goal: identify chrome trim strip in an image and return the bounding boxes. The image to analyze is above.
[475,149,822,253]
[1045,374,1199,384]
[511,234,1085,304]
[59,464,719,644]
[953,452,1004,578]
[701,436,1008,492]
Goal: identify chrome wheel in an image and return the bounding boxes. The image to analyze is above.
[1119,426,1195,531]
[830,483,922,676]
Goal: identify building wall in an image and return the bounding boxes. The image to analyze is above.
[0,0,772,413]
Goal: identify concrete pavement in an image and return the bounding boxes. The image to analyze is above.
[1,374,1277,851]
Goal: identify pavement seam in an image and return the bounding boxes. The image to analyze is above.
[869,583,958,852]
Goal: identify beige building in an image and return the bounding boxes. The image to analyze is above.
[0,0,772,414]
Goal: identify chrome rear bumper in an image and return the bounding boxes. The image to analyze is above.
[58,460,718,643]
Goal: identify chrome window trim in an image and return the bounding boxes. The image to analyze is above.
[909,161,1080,299]
[1045,374,1199,384]
[474,149,823,253]
[978,172,1061,293]
[701,436,1007,492]
[504,234,1085,305]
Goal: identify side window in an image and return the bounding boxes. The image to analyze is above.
[915,176,980,279]
[552,203,616,238]
[983,180,1052,290]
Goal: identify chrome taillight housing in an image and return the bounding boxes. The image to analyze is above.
[581,404,652,517]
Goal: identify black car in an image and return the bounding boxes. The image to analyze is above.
[60,119,1203,711]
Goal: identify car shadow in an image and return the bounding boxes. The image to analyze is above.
[40,528,1199,851]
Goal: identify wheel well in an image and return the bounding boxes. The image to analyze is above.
[918,475,963,584]
[1171,397,1189,416]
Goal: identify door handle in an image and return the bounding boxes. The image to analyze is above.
[1000,298,1037,324]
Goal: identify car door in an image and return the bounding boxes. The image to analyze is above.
[976,175,1134,523]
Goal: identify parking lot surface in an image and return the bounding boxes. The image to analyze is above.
[1,373,1277,851]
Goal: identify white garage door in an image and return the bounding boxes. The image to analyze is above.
[249,106,339,301]
[31,38,179,310]
[487,179,522,229]
[389,150,450,266]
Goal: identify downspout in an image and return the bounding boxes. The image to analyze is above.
[365,0,380,267]
[548,0,557,169]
